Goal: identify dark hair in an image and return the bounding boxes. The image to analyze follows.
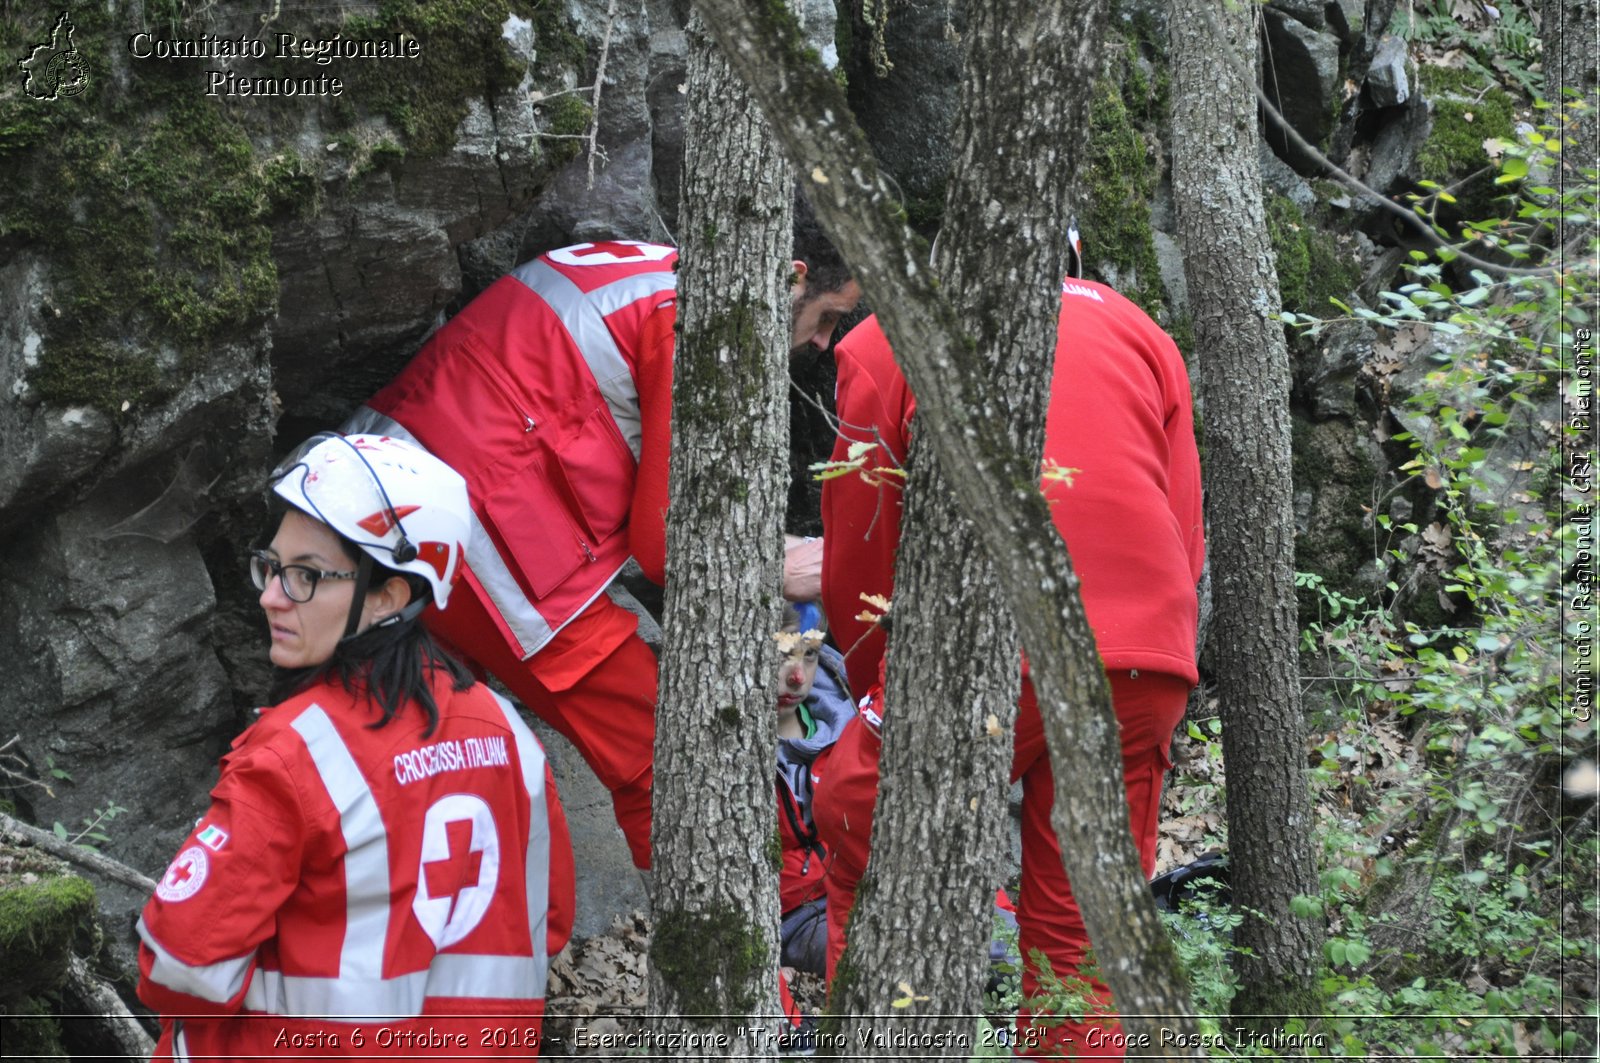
[264,506,473,737]
[793,188,852,298]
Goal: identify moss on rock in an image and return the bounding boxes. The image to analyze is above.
[1079,29,1167,318]
[0,860,97,1001]
[6,83,279,412]
[1416,65,1519,219]
[1267,194,1361,319]
[341,0,572,158]
[538,91,593,168]
[1417,66,1517,180]
[2,0,588,414]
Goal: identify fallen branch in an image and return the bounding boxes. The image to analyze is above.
[0,810,158,893]
[64,953,156,1059]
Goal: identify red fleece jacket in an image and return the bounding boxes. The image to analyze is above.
[821,279,1205,699]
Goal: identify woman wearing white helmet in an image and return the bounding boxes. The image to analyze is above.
[137,433,574,1060]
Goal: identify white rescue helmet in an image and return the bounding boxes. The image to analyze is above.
[1066,217,1084,280]
[269,434,471,613]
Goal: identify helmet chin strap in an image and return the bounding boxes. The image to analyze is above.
[341,553,374,642]
[341,553,430,642]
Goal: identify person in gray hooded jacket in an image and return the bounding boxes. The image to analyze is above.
[773,601,855,975]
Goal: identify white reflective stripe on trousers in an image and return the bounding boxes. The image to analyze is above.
[490,687,553,994]
[341,405,557,657]
[136,916,255,1005]
[509,259,677,462]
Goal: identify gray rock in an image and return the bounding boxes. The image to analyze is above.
[1366,34,1411,108]
[1268,0,1327,29]
[1152,230,1190,319]
[528,716,650,938]
[0,257,116,527]
[1356,92,1433,211]
[1299,319,1377,420]
[1260,8,1343,172]
[1260,139,1319,213]
[1326,0,1364,42]
[844,0,967,218]
[0,478,237,972]
[1291,416,1391,602]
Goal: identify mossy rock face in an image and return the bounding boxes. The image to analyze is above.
[0,994,66,1059]
[1079,23,1168,319]
[1415,65,1519,219]
[1,5,280,413]
[1267,195,1361,323]
[0,0,583,416]
[1292,416,1388,620]
[0,845,98,1002]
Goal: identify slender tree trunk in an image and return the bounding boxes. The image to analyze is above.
[693,0,1203,1052]
[1540,0,1599,253]
[1169,0,1326,1027]
[648,10,792,1054]
[826,430,1022,1048]
[828,0,1110,1045]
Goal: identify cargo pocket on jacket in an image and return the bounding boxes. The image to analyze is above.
[550,404,637,545]
[478,464,586,601]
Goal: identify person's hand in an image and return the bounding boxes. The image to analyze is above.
[783,535,823,601]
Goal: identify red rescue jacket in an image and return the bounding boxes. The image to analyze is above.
[350,241,679,663]
[137,674,573,1059]
[821,280,1206,699]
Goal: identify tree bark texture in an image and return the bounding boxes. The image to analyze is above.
[1169,0,1327,1025]
[1540,0,1599,253]
[648,11,792,1054]
[692,0,1203,1051]
[827,433,1023,1047]
[830,0,1126,1044]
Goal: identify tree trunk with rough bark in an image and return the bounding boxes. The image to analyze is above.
[647,10,792,1055]
[827,0,1104,1046]
[692,0,1202,1053]
[1540,0,1599,253]
[1169,0,1327,1028]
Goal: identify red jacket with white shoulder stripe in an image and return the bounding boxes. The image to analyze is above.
[137,672,573,1059]
[348,241,679,664]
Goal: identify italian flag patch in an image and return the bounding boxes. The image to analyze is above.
[196,824,229,852]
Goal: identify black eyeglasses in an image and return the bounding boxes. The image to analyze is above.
[250,550,358,603]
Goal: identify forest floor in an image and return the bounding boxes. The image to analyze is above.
[538,707,1238,1055]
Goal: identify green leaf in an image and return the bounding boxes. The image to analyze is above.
[52,822,68,840]
[1291,893,1323,918]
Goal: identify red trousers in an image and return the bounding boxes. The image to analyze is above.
[813,669,1189,1058]
[429,585,657,870]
